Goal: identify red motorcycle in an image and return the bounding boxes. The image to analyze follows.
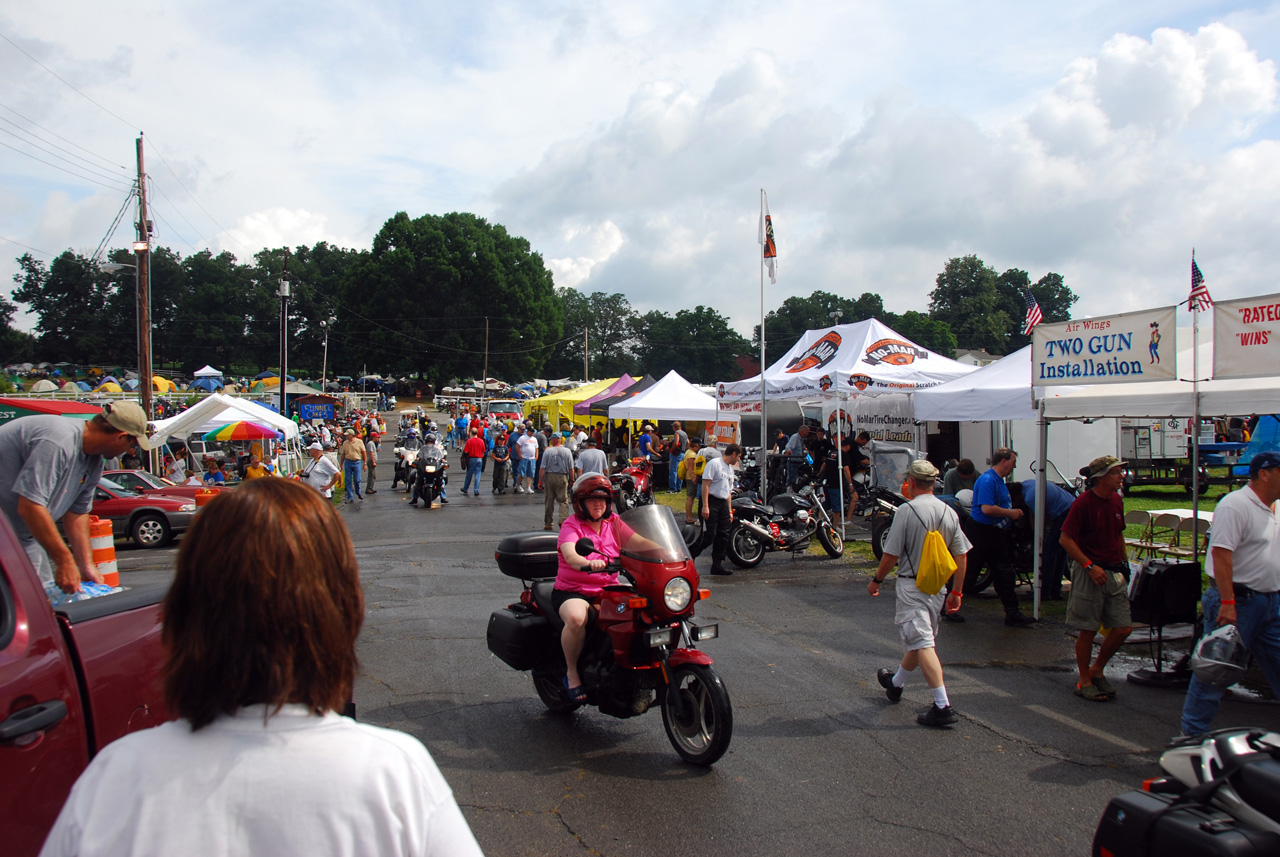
[486,504,733,766]
[611,456,655,510]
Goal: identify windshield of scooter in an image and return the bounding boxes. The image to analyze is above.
[617,505,692,564]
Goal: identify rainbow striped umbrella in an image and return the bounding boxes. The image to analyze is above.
[201,421,281,441]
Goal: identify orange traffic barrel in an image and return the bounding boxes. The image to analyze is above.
[89,516,118,587]
[195,487,221,508]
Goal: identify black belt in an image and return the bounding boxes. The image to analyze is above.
[1214,582,1278,598]
[709,495,730,502]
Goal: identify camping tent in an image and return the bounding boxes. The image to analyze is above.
[29,379,59,393]
[94,382,123,393]
[60,381,80,393]
[608,371,724,423]
[153,376,178,392]
[190,377,224,392]
[572,374,635,415]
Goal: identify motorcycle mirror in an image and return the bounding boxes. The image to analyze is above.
[575,537,597,557]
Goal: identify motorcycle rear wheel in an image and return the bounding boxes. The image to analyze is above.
[533,667,583,714]
[964,565,993,594]
[871,518,893,560]
[661,663,732,766]
[727,524,765,569]
[816,522,844,557]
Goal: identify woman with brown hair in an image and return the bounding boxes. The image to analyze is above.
[40,479,482,857]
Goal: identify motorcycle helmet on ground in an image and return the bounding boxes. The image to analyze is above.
[1191,623,1249,688]
[572,473,614,522]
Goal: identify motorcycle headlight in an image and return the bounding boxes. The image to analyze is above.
[663,577,693,612]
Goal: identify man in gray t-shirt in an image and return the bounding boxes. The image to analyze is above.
[0,404,153,593]
[574,438,609,478]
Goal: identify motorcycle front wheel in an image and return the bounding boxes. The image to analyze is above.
[816,522,844,557]
[661,663,732,766]
[728,523,765,568]
[871,518,893,560]
[533,667,583,714]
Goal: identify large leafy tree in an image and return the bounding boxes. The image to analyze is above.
[0,293,34,365]
[892,310,957,358]
[753,290,887,352]
[995,270,1078,352]
[635,306,751,383]
[11,252,116,363]
[543,289,638,380]
[927,255,1011,354]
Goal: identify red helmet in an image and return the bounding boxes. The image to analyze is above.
[572,473,614,521]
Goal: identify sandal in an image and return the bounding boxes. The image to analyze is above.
[1091,674,1117,697]
[562,677,587,702]
[1074,682,1110,702]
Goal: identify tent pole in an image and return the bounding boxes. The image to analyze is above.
[836,390,845,542]
[1033,399,1047,620]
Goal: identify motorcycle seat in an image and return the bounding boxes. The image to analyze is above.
[531,579,564,632]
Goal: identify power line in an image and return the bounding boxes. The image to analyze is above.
[90,187,137,263]
[144,139,255,255]
[0,116,130,181]
[0,100,129,171]
[0,138,132,191]
[149,184,214,250]
[0,235,56,256]
[0,31,137,131]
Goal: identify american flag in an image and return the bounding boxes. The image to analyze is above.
[1022,290,1043,335]
[1189,257,1213,311]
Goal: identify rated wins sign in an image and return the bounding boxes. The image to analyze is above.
[1214,293,1280,379]
[1032,306,1177,387]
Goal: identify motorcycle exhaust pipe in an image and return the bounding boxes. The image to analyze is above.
[738,519,775,541]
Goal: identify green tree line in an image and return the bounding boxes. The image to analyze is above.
[6,207,1075,384]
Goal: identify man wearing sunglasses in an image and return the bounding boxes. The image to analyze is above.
[0,401,154,595]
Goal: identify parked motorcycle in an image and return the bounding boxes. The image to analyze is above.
[1093,728,1280,855]
[486,505,733,766]
[391,434,423,492]
[611,456,655,511]
[726,480,844,568]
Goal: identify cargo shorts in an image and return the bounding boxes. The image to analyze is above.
[1066,560,1132,632]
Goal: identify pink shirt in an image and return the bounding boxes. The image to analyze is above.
[555,515,635,596]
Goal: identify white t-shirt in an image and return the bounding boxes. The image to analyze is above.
[299,454,340,497]
[1208,484,1280,592]
[516,434,539,461]
[702,456,734,500]
[39,705,482,857]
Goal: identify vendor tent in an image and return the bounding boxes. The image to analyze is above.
[193,365,223,378]
[190,377,224,392]
[913,346,1039,422]
[150,393,300,444]
[608,371,722,423]
[0,397,101,421]
[589,375,656,417]
[718,317,976,403]
[523,377,619,428]
[572,374,635,415]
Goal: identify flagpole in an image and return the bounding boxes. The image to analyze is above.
[760,188,769,504]
[1191,249,1202,564]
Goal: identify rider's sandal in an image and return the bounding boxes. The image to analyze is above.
[1074,682,1110,702]
[563,677,587,702]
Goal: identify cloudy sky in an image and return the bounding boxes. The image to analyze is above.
[4,1,1280,344]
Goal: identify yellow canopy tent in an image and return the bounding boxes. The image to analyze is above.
[521,378,618,429]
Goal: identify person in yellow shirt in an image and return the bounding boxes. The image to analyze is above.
[244,455,270,480]
[681,438,703,523]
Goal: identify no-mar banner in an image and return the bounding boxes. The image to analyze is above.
[1032,306,1177,386]
[1214,293,1280,379]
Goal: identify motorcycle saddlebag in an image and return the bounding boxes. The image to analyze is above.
[1093,789,1280,857]
[486,605,554,670]
[495,531,560,579]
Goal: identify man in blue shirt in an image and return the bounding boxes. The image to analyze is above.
[638,424,659,460]
[1015,477,1075,601]
[968,448,1036,626]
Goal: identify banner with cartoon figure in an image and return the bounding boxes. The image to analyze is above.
[1214,293,1280,380]
[716,318,975,407]
[1031,306,1177,387]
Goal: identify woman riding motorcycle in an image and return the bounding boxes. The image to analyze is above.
[553,474,656,701]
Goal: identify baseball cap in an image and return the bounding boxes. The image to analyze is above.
[1248,450,1280,479]
[102,402,154,449]
[905,459,939,480]
[307,441,323,451]
[344,428,355,436]
[688,437,702,447]
[1087,455,1126,478]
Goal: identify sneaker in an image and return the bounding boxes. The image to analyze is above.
[474,491,480,496]
[917,704,958,727]
[710,566,733,576]
[440,498,449,504]
[877,668,903,703]
[1004,612,1038,627]
[366,489,377,494]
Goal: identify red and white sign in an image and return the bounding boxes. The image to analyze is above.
[1214,293,1280,380]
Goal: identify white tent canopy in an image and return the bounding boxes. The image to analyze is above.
[150,393,300,444]
[1043,331,1266,419]
[718,317,976,404]
[912,346,1040,421]
[193,365,223,378]
[608,370,723,423]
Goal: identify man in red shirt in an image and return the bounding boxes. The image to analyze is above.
[1059,455,1133,702]
[462,429,487,497]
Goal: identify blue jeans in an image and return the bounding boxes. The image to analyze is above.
[668,454,681,491]
[1180,586,1280,736]
[343,459,363,500]
[463,458,483,493]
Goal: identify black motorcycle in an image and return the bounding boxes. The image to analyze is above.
[726,481,844,568]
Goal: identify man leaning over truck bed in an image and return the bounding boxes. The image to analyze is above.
[0,401,153,594]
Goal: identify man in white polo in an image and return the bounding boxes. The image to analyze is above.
[700,442,742,576]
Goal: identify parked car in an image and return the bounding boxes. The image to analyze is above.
[0,505,172,856]
[92,476,196,548]
[102,469,221,501]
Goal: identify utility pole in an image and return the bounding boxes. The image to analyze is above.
[134,134,154,472]
[583,328,589,382]
[320,316,335,389]
[278,251,290,417]
[482,316,490,415]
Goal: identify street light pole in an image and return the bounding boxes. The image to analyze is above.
[278,277,290,416]
[482,316,489,416]
[320,317,335,389]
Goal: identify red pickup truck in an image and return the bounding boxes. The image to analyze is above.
[0,511,171,856]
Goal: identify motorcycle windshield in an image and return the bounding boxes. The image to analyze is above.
[618,505,692,564]
[403,438,422,451]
